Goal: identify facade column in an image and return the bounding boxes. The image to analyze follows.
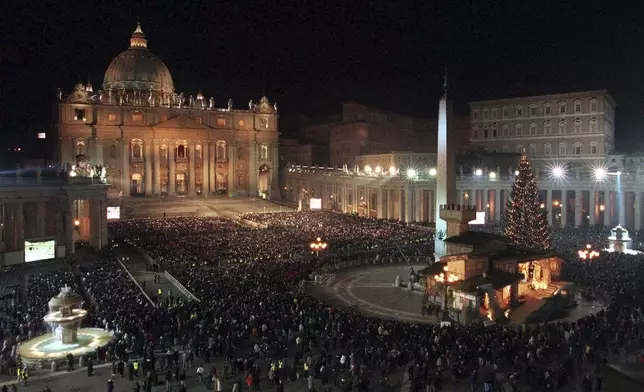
[3,204,14,252]
[377,188,383,219]
[228,143,236,194]
[603,191,611,227]
[494,189,501,223]
[635,192,642,231]
[271,145,280,199]
[188,143,196,196]
[202,141,209,197]
[561,189,568,228]
[546,189,553,226]
[100,199,108,247]
[121,141,129,196]
[405,186,413,222]
[428,190,434,223]
[89,199,100,250]
[415,189,422,222]
[168,145,176,196]
[209,143,216,193]
[574,190,583,228]
[248,141,258,197]
[36,202,46,238]
[14,202,24,252]
[353,183,358,213]
[153,141,161,195]
[94,138,104,166]
[144,142,153,196]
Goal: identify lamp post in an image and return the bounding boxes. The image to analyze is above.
[310,237,328,256]
[434,265,460,320]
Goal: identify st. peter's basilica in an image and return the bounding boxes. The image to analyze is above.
[55,23,280,199]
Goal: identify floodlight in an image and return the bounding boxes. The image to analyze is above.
[616,171,622,176]
[489,172,497,179]
[594,168,606,181]
[552,166,564,178]
[406,168,417,179]
[429,168,437,176]
[389,166,396,176]
[475,169,483,176]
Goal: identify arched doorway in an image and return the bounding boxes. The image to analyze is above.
[176,173,186,194]
[258,165,270,198]
[131,174,142,195]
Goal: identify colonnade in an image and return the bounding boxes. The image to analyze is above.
[285,171,644,230]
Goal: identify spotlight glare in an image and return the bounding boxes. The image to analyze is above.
[389,166,396,176]
[514,170,520,176]
[406,168,417,179]
[594,168,607,181]
[617,170,622,176]
[475,168,483,176]
[429,168,437,176]
[552,166,564,178]
[489,171,497,179]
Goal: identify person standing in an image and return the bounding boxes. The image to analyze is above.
[87,357,94,376]
[107,378,114,392]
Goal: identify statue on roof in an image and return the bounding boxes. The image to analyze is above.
[228,98,233,111]
[65,83,91,104]
[56,88,63,100]
[274,102,278,113]
[248,100,254,110]
[208,97,215,110]
[256,96,275,114]
[189,95,194,108]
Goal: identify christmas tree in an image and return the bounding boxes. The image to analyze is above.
[504,154,551,249]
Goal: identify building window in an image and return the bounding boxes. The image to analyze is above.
[161,145,168,159]
[473,111,478,120]
[574,145,582,155]
[177,144,186,158]
[492,128,497,137]
[196,145,202,159]
[260,144,269,160]
[75,141,86,156]
[238,119,245,127]
[216,141,226,159]
[544,143,552,156]
[558,143,566,155]
[483,110,489,120]
[131,142,143,159]
[502,107,508,118]
[558,121,566,134]
[108,113,117,121]
[473,129,479,138]
[131,114,143,122]
[515,124,523,136]
[544,105,551,115]
[574,101,582,113]
[574,119,582,133]
[491,109,498,119]
[590,100,598,112]
[216,118,226,126]
[259,118,269,128]
[544,122,552,135]
[516,107,523,117]
[483,129,489,138]
[590,118,598,133]
[74,109,86,121]
[530,123,537,135]
[502,125,509,136]
[530,106,536,117]
[109,144,117,158]
[590,144,597,154]
[529,144,537,156]
[559,103,566,114]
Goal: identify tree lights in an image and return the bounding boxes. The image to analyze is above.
[504,154,552,249]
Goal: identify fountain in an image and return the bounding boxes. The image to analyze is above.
[17,286,114,367]
[605,225,642,255]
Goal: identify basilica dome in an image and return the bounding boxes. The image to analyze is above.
[103,24,174,94]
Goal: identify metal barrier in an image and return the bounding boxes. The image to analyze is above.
[164,270,201,302]
[116,257,155,307]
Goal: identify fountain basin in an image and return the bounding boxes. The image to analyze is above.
[17,328,114,367]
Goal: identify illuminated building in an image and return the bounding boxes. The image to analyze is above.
[55,24,279,199]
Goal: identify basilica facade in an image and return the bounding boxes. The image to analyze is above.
[55,24,279,199]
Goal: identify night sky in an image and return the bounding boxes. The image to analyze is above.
[3,0,644,157]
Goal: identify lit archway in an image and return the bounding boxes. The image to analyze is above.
[131,174,142,195]
[258,165,270,198]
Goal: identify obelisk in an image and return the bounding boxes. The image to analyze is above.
[434,74,456,234]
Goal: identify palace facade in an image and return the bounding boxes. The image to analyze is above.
[55,24,280,199]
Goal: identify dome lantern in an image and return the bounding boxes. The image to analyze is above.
[129,23,148,49]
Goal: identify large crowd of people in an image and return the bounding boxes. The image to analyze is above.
[1,211,644,391]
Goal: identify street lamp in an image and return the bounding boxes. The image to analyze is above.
[434,265,460,320]
[310,237,328,256]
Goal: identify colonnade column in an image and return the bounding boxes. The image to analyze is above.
[636,192,642,230]
[377,188,383,219]
[153,141,161,195]
[121,141,129,196]
[14,203,24,251]
[202,141,209,197]
[603,191,611,227]
[561,190,568,227]
[188,143,196,197]
[415,189,422,222]
[588,191,596,226]
[619,191,627,227]
[168,148,176,196]
[574,190,583,228]
[428,190,434,223]
[482,189,489,222]
[36,202,46,238]
[228,143,236,194]
[271,145,280,199]
[89,199,100,250]
[494,189,501,223]
[144,142,152,196]
[65,199,74,260]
